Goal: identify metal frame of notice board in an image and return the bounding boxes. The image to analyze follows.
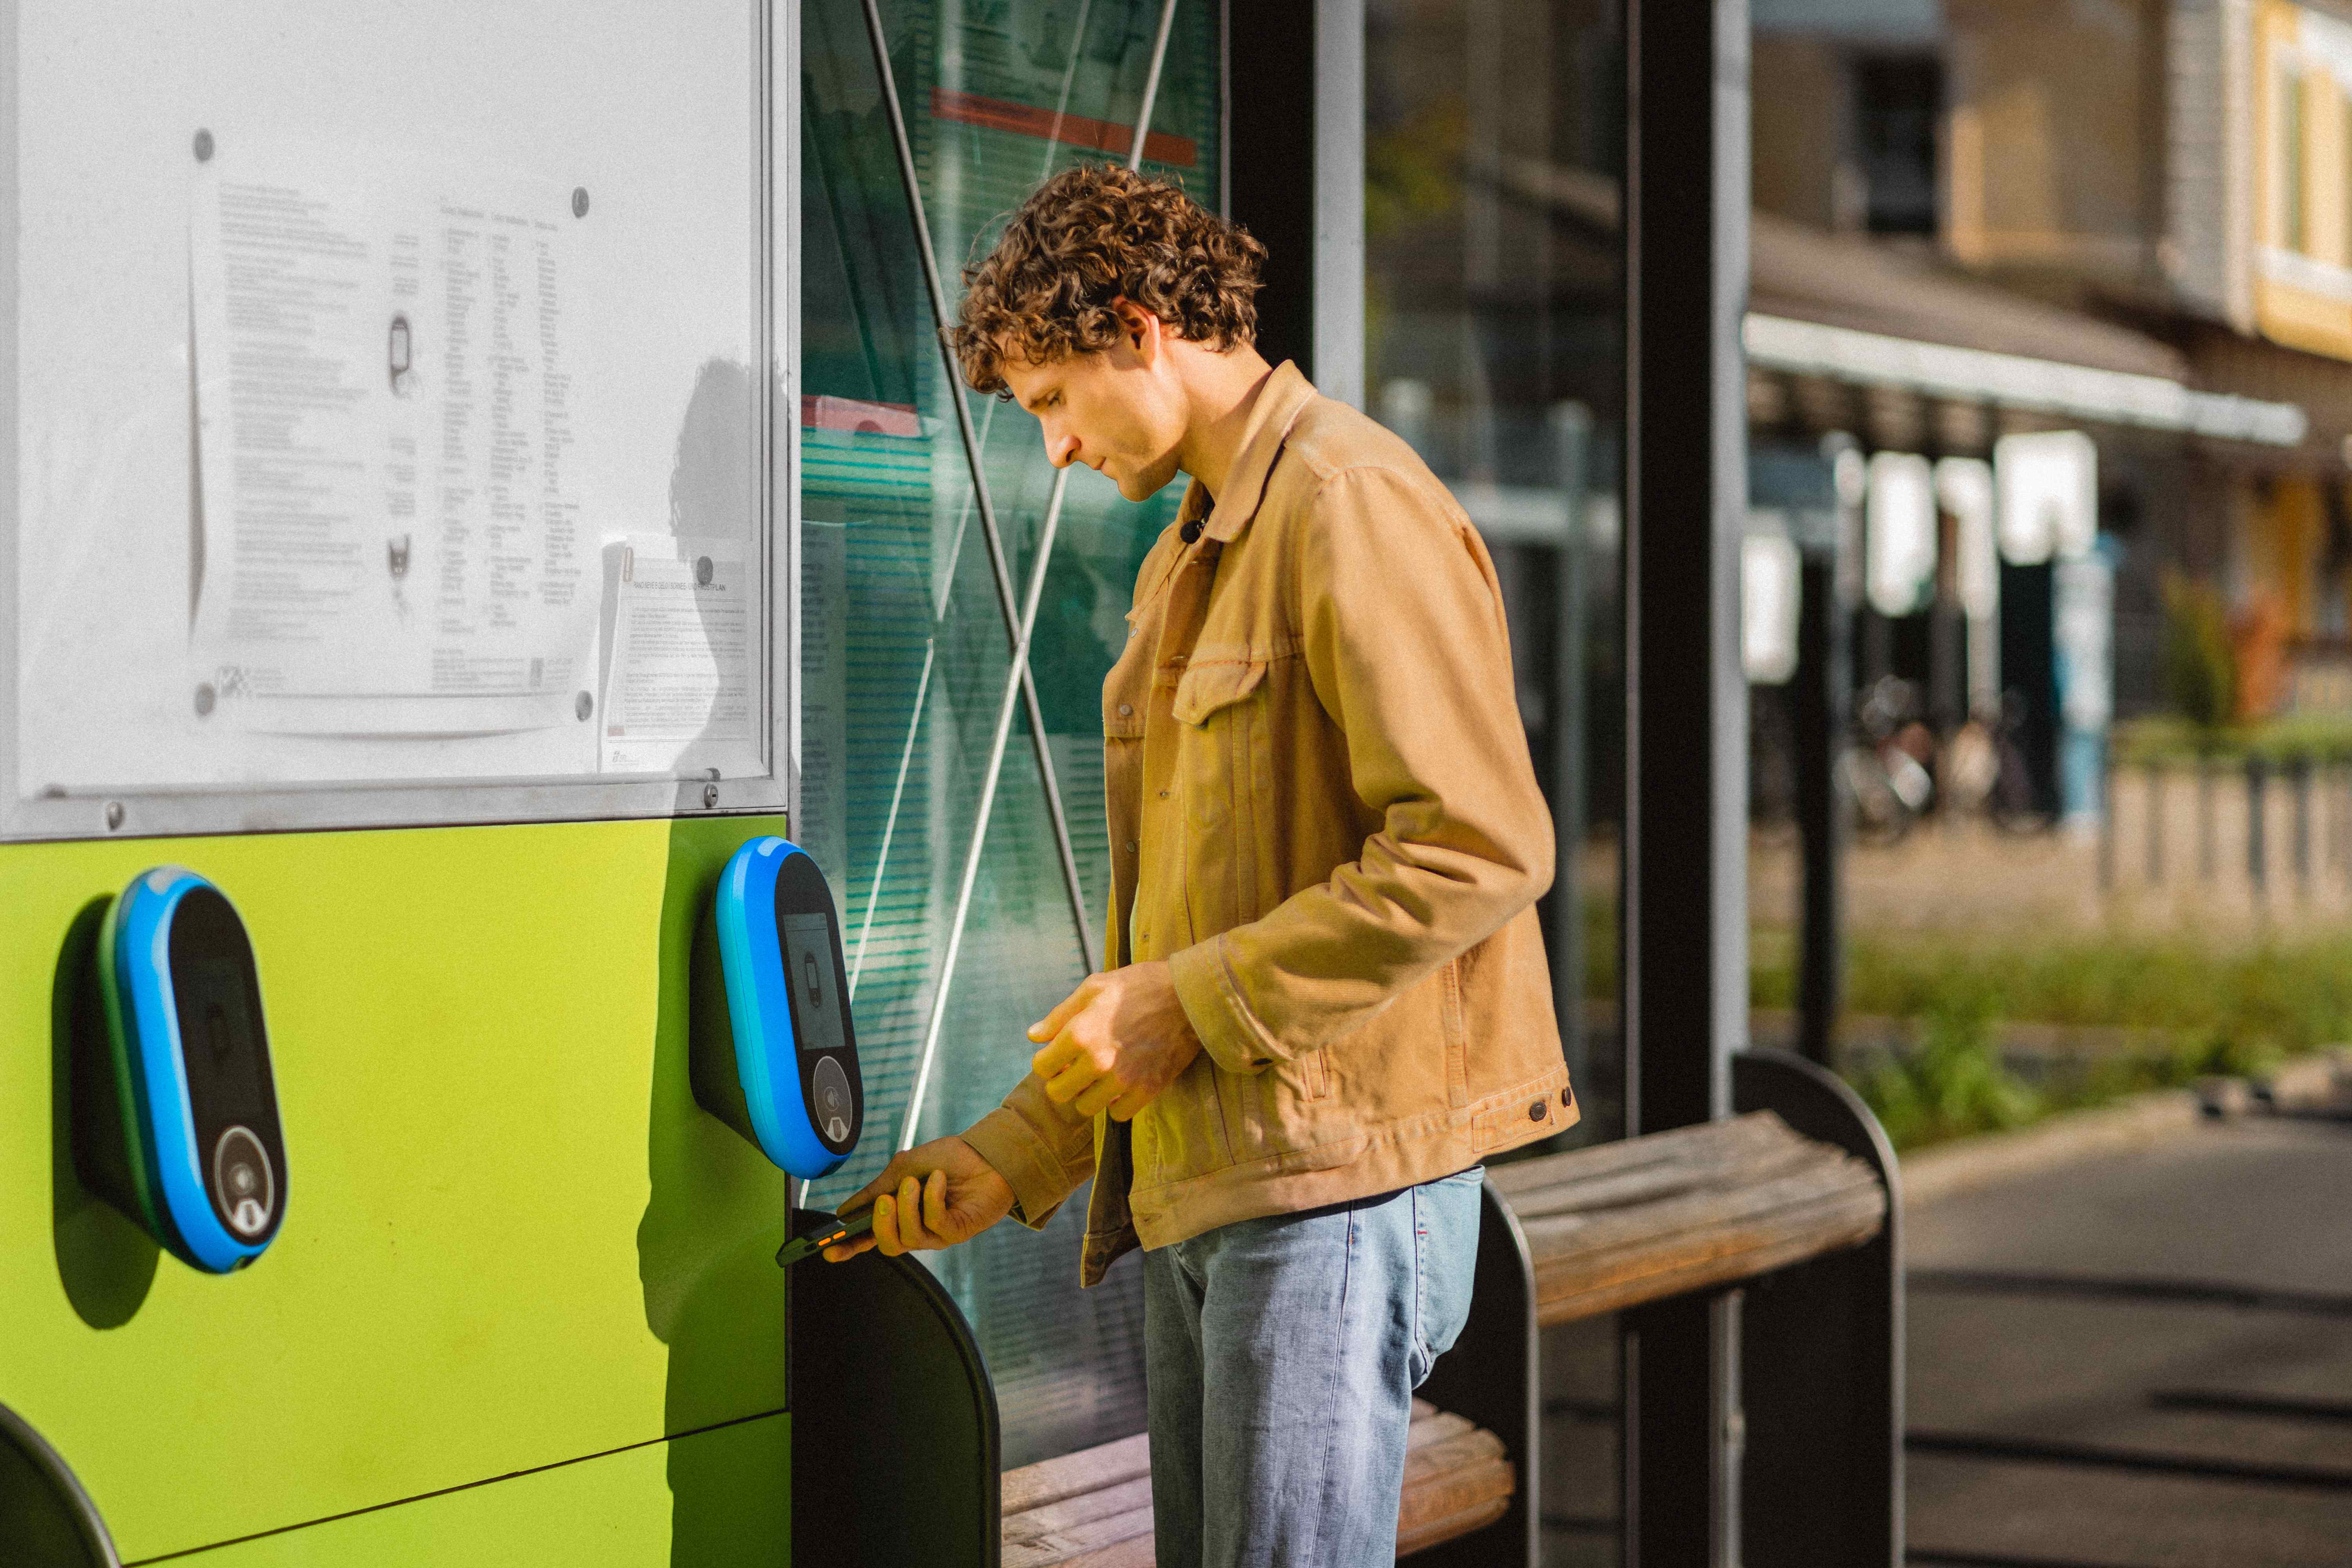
[0,2,801,842]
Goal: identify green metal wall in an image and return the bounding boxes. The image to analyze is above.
[3,815,792,1563]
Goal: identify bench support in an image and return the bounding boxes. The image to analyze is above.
[1731,1049,1904,1568]
[1411,1180,1538,1567]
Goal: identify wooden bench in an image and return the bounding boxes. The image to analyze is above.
[1485,1107,1888,1324]
[791,1051,1900,1568]
[999,1399,1515,1566]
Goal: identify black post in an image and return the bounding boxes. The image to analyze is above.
[1791,443,1853,1069]
[2293,755,2312,895]
[1623,0,1748,1561]
[2249,754,2268,900]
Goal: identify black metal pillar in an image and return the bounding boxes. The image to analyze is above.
[1793,441,1856,1067]
[1622,0,1749,1563]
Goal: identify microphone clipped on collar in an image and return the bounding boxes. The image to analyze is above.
[1181,519,1203,544]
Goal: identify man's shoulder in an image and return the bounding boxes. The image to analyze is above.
[1260,395,1468,533]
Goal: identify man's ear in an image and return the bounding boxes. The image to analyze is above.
[1108,296,1164,365]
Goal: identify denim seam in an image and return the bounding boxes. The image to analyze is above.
[1411,1183,1430,1387]
[1304,1203,1357,1565]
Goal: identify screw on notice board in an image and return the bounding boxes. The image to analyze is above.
[104,802,125,831]
[703,784,720,809]
[193,129,214,163]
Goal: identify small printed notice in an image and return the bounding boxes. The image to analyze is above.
[189,141,596,733]
[600,535,752,775]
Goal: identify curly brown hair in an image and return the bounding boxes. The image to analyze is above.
[951,164,1268,395]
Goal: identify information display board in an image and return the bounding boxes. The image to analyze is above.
[2,1,791,838]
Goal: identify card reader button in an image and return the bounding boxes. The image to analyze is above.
[811,1055,854,1145]
[212,1125,275,1238]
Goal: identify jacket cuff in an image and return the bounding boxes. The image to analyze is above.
[961,1104,1082,1231]
[1169,934,1283,1075]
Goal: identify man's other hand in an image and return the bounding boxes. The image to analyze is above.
[1028,961,1203,1122]
[823,1136,1014,1261]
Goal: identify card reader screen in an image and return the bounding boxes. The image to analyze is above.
[780,912,848,1057]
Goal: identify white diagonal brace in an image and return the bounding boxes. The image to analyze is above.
[898,0,1183,1153]
[858,0,1099,973]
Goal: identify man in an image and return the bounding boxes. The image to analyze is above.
[826,163,1571,1564]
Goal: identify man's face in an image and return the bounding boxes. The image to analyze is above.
[1000,329,1187,502]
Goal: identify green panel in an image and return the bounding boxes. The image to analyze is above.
[180,1413,788,1566]
[1,816,791,1561]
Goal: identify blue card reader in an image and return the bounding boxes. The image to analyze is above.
[691,837,864,1178]
[91,867,287,1273]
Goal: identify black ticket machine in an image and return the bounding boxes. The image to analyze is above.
[691,837,863,1179]
[87,867,287,1272]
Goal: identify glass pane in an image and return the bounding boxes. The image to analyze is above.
[1365,2,1627,1560]
[797,0,1222,1468]
[11,2,767,810]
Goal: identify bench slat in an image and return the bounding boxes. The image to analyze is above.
[1395,1489,1514,1556]
[1004,1476,1155,1552]
[1002,1497,1156,1568]
[1001,1405,1515,1565]
[1526,1178,1886,1323]
[1003,1432,1152,1516]
[1056,1536,1159,1568]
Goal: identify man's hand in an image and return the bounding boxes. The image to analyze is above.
[822,1136,1014,1261]
[1028,961,1202,1122]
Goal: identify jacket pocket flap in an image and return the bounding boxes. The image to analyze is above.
[1171,659,1266,726]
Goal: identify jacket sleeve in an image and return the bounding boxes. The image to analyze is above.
[1167,464,1555,1072]
[962,1071,1097,1229]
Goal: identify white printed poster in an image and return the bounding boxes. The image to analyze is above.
[600,535,753,775]
[189,142,597,733]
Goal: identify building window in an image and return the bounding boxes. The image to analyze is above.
[1853,55,1941,236]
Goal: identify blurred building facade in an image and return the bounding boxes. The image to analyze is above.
[1751,0,2352,735]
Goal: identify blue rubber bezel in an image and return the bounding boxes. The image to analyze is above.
[110,867,276,1273]
[714,837,848,1180]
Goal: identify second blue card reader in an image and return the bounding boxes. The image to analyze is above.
[89,867,287,1273]
[691,837,864,1179]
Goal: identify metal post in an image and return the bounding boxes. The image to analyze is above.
[2293,755,2312,896]
[1553,403,1592,1105]
[2144,759,2164,886]
[2249,753,2268,900]
[2098,741,2116,894]
[1624,0,1749,1560]
[2249,752,2267,902]
[2199,755,2216,881]
[1793,438,1854,1069]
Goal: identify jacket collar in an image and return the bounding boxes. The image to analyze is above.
[1181,360,1319,545]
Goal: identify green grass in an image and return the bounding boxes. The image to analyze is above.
[1748,929,2352,1147]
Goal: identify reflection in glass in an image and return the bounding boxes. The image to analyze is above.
[1367,2,1626,1559]
[797,0,1221,1467]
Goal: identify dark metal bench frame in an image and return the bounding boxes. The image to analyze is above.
[791,1048,1898,1568]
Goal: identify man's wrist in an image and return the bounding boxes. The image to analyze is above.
[1167,936,1279,1074]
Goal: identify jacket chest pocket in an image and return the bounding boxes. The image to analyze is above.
[1170,658,1269,933]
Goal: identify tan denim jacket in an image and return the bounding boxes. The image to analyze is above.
[962,362,1574,1286]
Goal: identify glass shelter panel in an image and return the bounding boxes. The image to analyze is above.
[4,2,780,838]
[796,0,1221,1468]
[1366,2,1627,1561]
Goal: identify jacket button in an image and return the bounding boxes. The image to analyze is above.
[1118,703,1133,717]
[1528,1100,1547,1121]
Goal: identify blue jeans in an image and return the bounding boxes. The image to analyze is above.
[1141,1167,1485,1567]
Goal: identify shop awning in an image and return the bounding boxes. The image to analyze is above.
[1746,211,2308,446]
[1744,313,2307,446]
